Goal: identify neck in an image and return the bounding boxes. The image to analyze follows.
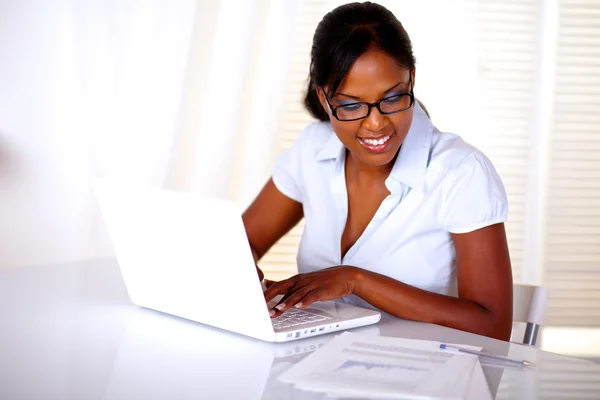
[345,151,395,185]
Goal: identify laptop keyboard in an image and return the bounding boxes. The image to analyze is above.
[272,308,331,331]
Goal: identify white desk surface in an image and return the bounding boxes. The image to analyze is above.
[0,259,598,400]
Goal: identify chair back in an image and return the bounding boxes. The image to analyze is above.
[513,283,549,346]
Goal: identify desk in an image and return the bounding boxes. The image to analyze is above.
[0,259,598,399]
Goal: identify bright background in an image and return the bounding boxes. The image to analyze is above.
[1,0,599,377]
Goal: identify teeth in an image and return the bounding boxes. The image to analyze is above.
[362,134,391,146]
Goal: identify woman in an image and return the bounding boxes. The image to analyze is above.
[243,2,513,340]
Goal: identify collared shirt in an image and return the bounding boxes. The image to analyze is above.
[271,103,508,308]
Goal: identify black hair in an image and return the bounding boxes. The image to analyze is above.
[304,2,416,121]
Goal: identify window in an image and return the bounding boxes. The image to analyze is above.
[543,0,600,326]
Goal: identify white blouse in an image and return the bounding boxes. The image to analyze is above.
[272,103,508,308]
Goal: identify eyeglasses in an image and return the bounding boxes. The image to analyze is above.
[322,75,414,122]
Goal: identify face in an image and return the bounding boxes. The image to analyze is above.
[317,49,415,169]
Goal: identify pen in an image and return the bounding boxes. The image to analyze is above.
[439,344,535,367]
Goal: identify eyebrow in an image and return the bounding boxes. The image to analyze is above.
[334,80,408,100]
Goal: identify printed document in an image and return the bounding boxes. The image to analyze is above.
[278,332,492,399]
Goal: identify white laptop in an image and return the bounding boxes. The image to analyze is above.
[94,180,381,343]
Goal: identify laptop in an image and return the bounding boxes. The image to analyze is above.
[94,180,381,343]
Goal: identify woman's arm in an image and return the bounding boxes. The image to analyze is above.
[354,223,513,340]
[264,223,513,341]
[242,178,304,279]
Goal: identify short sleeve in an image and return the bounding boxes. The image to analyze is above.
[440,151,508,234]
[272,130,306,203]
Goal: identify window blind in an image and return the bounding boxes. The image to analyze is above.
[543,0,600,326]
[468,0,539,284]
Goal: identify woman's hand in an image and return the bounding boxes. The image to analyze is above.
[255,265,278,291]
[263,266,359,317]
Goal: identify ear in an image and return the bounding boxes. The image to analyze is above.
[410,69,416,90]
[316,87,331,115]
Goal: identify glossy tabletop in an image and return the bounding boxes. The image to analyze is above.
[0,259,598,399]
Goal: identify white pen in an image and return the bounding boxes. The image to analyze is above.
[439,344,535,367]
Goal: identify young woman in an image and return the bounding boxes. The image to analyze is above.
[243,2,513,340]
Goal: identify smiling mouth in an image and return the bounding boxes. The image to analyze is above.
[357,132,394,153]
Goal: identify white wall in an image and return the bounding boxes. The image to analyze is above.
[0,0,291,269]
[0,0,91,268]
[0,0,196,268]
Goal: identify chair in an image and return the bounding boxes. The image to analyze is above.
[512,284,549,346]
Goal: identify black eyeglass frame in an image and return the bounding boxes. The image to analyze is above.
[321,75,415,122]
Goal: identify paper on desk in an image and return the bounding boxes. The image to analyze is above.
[278,332,492,400]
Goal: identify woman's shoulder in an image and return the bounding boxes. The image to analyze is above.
[288,121,338,158]
[295,120,335,145]
[272,121,335,202]
[428,128,496,177]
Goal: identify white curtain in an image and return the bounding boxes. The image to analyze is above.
[0,0,295,269]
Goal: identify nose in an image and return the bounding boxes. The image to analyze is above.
[361,106,387,132]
